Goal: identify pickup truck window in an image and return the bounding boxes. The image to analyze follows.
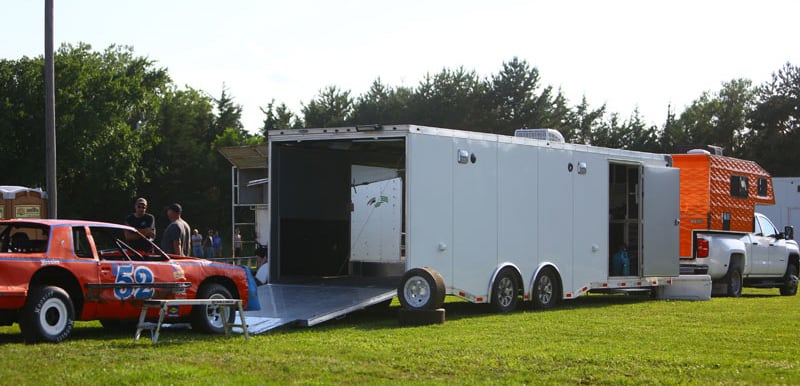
[756,215,778,238]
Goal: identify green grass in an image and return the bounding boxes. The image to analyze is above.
[0,288,798,385]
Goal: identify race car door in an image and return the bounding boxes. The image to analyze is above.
[88,225,187,319]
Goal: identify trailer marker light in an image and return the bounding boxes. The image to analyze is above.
[523,294,529,300]
[566,293,573,298]
[476,297,483,302]
[582,286,588,292]
[459,291,465,297]
[620,282,627,287]
[602,283,608,287]
[636,282,642,286]
[667,279,673,284]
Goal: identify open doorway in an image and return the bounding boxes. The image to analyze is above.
[608,163,641,277]
[269,138,406,283]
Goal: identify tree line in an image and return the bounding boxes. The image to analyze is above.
[1,43,798,236]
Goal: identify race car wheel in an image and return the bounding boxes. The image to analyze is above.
[398,267,445,310]
[20,286,75,343]
[191,283,235,334]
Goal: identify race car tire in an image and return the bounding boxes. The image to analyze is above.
[191,283,235,334]
[20,286,75,343]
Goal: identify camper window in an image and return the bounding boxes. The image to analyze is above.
[757,178,769,197]
[730,175,749,199]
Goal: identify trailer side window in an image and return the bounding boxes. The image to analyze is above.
[757,178,768,197]
[730,175,748,198]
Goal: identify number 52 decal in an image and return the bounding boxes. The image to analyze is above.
[113,265,155,300]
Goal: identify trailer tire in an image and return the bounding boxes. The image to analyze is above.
[490,268,519,313]
[398,267,445,310]
[19,286,75,343]
[725,265,743,297]
[532,268,560,310]
[190,283,235,334]
[780,263,798,296]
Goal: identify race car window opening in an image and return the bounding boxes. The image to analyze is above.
[72,227,92,258]
[0,223,49,253]
[90,226,166,262]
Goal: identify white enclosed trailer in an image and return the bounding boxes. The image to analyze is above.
[262,124,680,318]
[757,177,800,235]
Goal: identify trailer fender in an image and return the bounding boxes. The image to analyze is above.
[527,263,563,301]
[487,263,523,297]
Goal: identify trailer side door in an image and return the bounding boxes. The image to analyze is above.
[641,165,680,276]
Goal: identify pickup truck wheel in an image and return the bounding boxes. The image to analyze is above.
[398,267,445,310]
[190,283,235,334]
[19,286,75,343]
[490,269,519,313]
[532,268,561,310]
[725,266,743,297]
[780,263,798,296]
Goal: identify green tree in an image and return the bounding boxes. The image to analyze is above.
[745,63,800,176]
[302,85,354,127]
[666,79,754,155]
[261,100,302,134]
[0,43,170,220]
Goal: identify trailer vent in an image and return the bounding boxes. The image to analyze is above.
[514,128,565,143]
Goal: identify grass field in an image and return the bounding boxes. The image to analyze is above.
[0,288,797,385]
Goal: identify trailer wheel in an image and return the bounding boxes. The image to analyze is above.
[19,286,75,343]
[780,263,798,296]
[725,265,743,297]
[532,268,560,310]
[398,267,445,310]
[490,269,519,313]
[191,283,235,334]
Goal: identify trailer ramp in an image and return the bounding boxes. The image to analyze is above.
[243,277,398,334]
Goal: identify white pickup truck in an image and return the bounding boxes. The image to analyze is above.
[680,212,799,296]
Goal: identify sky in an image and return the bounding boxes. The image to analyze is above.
[2,0,799,133]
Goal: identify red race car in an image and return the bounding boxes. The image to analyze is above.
[0,219,258,343]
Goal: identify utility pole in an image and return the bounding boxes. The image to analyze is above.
[45,0,57,218]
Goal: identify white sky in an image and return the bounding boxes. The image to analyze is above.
[2,0,799,133]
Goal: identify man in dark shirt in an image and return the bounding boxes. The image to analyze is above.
[124,197,156,251]
[161,203,191,256]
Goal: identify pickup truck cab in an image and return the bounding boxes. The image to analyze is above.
[681,213,799,296]
[0,219,255,343]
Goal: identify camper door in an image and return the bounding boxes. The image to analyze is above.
[641,165,680,277]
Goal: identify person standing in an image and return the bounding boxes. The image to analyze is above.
[212,230,222,258]
[190,228,204,258]
[124,197,155,251]
[233,228,243,258]
[161,203,191,256]
[203,230,215,259]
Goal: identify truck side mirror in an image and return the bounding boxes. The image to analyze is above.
[785,226,795,241]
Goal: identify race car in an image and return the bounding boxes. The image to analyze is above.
[0,219,258,343]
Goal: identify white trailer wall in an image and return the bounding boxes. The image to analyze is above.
[757,177,800,233]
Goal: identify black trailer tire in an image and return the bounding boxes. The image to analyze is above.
[190,283,235,334]
[19,286,75,343]
[398,267,445,310]
[780,263,798,296]
[490,268,519,313]
[725,265,743,297]
[532,268,560,310]
[397,308,445,326]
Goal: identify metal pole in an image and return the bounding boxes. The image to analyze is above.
[45,0,57,218]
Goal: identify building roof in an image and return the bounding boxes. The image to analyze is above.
[217,145,268,170]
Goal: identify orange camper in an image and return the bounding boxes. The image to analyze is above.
[671,153,775,258]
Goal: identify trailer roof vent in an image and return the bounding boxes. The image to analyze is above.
[514,128,565,143]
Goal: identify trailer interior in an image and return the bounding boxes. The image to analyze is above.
[269,136,407,285]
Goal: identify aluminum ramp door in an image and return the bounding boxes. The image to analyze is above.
[243,280,397,334]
